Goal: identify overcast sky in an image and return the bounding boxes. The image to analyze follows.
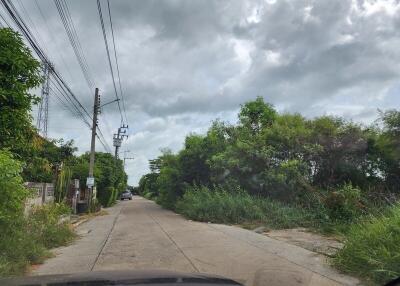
[2,0,400,185]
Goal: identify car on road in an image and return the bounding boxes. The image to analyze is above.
[120,190,133,200]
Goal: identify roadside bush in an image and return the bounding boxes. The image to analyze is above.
[333,203,400,284]
[27,203,74,249]
[175,184,317,228]
[98,186,118,207]
[0,202,75,277]
[0,150,75,277]
[323,184,363,222]
[176,186,264,224]
[0,150,33,276]
[0,150,28,235]
[255,198,316,229]
[90,198,101,213]
[143,191,155,200]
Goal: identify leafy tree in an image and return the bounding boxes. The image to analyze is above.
[239,96,276,133]
[0,150,27,235]
[374,110,400,192]
[69,152,127,207]
[155,150,182,209]
[0,28,42,154]
[139,96,399,220]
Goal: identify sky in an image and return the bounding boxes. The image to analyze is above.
[2,0,400,185]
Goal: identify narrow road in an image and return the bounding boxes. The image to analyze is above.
[33,197,360,286]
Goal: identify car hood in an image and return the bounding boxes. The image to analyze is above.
[0,269,243,286]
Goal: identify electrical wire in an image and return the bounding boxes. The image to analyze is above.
[96,0,123,124]
[1,0,112,154]
[54,0,94,90]
[106,0,128,125]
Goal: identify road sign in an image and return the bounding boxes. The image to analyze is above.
[86,177,94,187]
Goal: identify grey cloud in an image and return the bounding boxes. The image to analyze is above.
[9,0,399,184]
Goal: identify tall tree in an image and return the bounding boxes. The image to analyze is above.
[0,28,42,153]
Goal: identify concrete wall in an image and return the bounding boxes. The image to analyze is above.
[24,182,54,213]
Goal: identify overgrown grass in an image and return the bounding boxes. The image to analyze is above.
[0,203,75,277]
[176,186,314,228]
[333,203,400,285]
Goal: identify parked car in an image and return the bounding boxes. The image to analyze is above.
[120,190,133,200]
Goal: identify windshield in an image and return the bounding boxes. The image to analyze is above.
[0,1,399,286]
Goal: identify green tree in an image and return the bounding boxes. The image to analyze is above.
[0,28,42,154]
[374,110,400,191]
[70,152,127,207]
[239,96,276,133]
[0,150,27,235]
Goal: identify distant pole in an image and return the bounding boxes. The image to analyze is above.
[123,150,134,168]
[113,124,128,159]
[88,88,100,211]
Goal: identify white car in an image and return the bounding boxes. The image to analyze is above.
[120,191,133,200]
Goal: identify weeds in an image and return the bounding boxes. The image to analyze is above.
[333,203,400,285]
[0,203,75,277]
[176,185,314,227]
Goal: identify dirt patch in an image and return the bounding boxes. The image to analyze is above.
[263,228,343,257]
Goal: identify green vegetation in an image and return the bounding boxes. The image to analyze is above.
[0,151,74,276]
[138,97,400,284]
[333,204,400,284]
[176,185,312,228]
[0,27,127,207]
[69,152,127,207]
[0,27,128,276]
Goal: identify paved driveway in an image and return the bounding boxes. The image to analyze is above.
[33,196,360,286]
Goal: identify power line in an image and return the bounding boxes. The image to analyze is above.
[15,0,50,56]
[1,0,112,154]
[33,0,75,83]
[96,0,123,124]
[0,9,10,26]
[1,0,92,126]
[106,0,128,125]
[54,0,94,90]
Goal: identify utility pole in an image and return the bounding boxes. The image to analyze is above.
[122,150,134,168]
[113,124,128,159]
[87,88,100,211]
[36,61,51,137]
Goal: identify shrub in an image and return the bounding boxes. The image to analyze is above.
[0,203,75,277]
[143,191,155,200]
[0,150,75,276]
[255,198,316,229]
[0,150,28,234]
[333,203,400,284]
[0,150,33,276]
[176,185,317,228]
[27,203,74,249]
[323,183,363,222]
[98,186,118,207]
[176,185,264,224]
[90,198,101,213]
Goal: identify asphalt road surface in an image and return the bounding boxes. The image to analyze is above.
[32,196,360,286]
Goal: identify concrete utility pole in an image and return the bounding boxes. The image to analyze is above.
[113,124,128,159]
[87,88,100,210]
[122,150,134,168]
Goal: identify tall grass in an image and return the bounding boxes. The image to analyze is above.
[176,186,313,227]
[333,203,400,284]
[0,203,75,277]
[55,167,72,203]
